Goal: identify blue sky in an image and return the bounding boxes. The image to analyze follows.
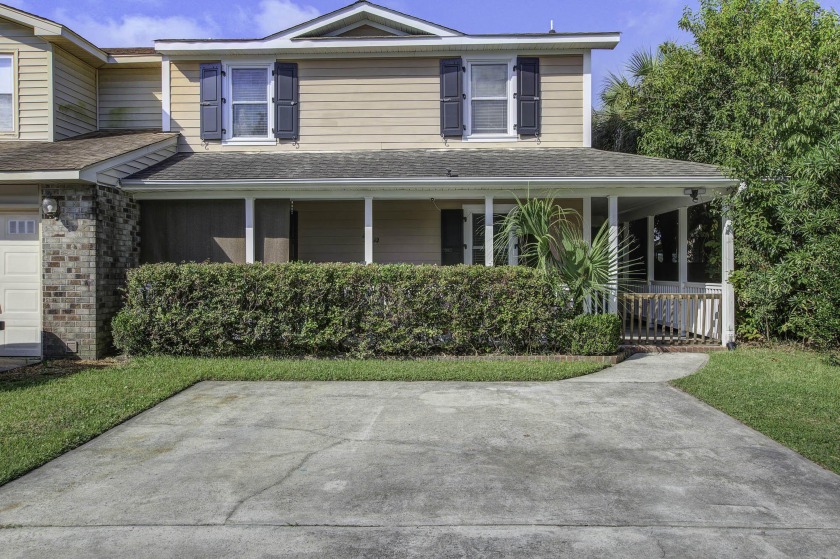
[8,0,840,98]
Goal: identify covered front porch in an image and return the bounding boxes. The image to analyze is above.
[122,147,738,348]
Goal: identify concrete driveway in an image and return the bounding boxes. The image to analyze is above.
[1,354,839,558]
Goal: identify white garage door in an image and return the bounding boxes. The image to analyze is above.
[0,212,40,357]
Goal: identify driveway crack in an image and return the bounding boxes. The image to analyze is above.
[223,439,346,525]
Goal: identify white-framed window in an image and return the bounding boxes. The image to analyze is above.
[464,57,516,140]
[223,64,273,144]
[9,220,35,235]
[0,54,14,133]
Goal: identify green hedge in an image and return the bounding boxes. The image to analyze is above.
[563,314,623,356]
[113,263,620,358]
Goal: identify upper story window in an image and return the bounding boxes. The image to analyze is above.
[0,55,13,132]
[464,58,515,140]
[224,65,273,143]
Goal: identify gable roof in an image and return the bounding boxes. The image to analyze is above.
[275,1,463,39]
[0,3,107,66]
[155,0,620,54]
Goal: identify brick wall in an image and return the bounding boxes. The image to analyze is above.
[95,184,140,354]
[40,184,140,359]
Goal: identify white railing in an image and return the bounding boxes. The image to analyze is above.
[628,281,722,295]
[583,281,722,345]
[619,291,722,345]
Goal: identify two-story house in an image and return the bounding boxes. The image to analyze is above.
[0,1,738,360]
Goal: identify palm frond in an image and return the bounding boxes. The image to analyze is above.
[496,198,643,311]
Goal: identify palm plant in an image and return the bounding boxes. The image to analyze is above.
[495,195,640,312]
[593,49,662,154]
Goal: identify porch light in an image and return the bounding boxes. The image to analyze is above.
[683,188,706,203]
[41,197,59,219]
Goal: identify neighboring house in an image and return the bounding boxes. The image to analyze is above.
[0,1,738,360]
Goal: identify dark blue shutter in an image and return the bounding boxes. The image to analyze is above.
[517,57,541,136]
[274,62,299,140]
[199,63,222,140]
[440,58,463,137]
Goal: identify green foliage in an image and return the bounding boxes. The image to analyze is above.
[622,0,840,348]
[113,262,617,357]
[592,49,662,153]
[495,197,640,311]
[562,314,623,356]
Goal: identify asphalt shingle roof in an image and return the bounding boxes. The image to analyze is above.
[0,130,178,172]
[127,148,726,182]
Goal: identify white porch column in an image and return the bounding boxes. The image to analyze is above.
[245,197,255,264]
[484,195,494,266]
[721,208,736,346]
[678,206,689,286]
[647,215,655,284]
[161,55,170,132]
[582,197,592,245]
[607,196,619,314]
[364,196,374,265]
[582,51,592,148]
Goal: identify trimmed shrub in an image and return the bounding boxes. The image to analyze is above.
[113,262,601,358]
[562,314,622,356]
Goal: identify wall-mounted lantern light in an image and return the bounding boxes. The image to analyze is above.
[42,197,59,220]
[683,188,706,203]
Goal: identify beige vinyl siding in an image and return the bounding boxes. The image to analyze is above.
[170,60,199,149]
[171,55,583,152]
[52,46,97,139]
[295,199,583,265]
[99,67,162,129]
[0,19,50,140]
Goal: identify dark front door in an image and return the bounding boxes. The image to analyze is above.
[440,209,464,265]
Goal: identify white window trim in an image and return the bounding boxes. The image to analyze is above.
[0,52,16,137]
[463,56,517,141]
[462,203,518,265]
[222,62,276,146]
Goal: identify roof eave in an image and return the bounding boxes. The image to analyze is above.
[154,33,621,55]
[121,176,736,191]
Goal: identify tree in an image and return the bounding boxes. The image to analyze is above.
[592,49,660,153]
[634,0,840,348]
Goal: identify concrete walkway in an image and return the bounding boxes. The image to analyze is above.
[1,354,839,558]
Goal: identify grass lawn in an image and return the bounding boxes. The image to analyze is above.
[673,348,840,475]
[0,356,605,486]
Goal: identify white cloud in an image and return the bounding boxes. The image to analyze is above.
[240,0,321,38]
[54,10,219,46]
